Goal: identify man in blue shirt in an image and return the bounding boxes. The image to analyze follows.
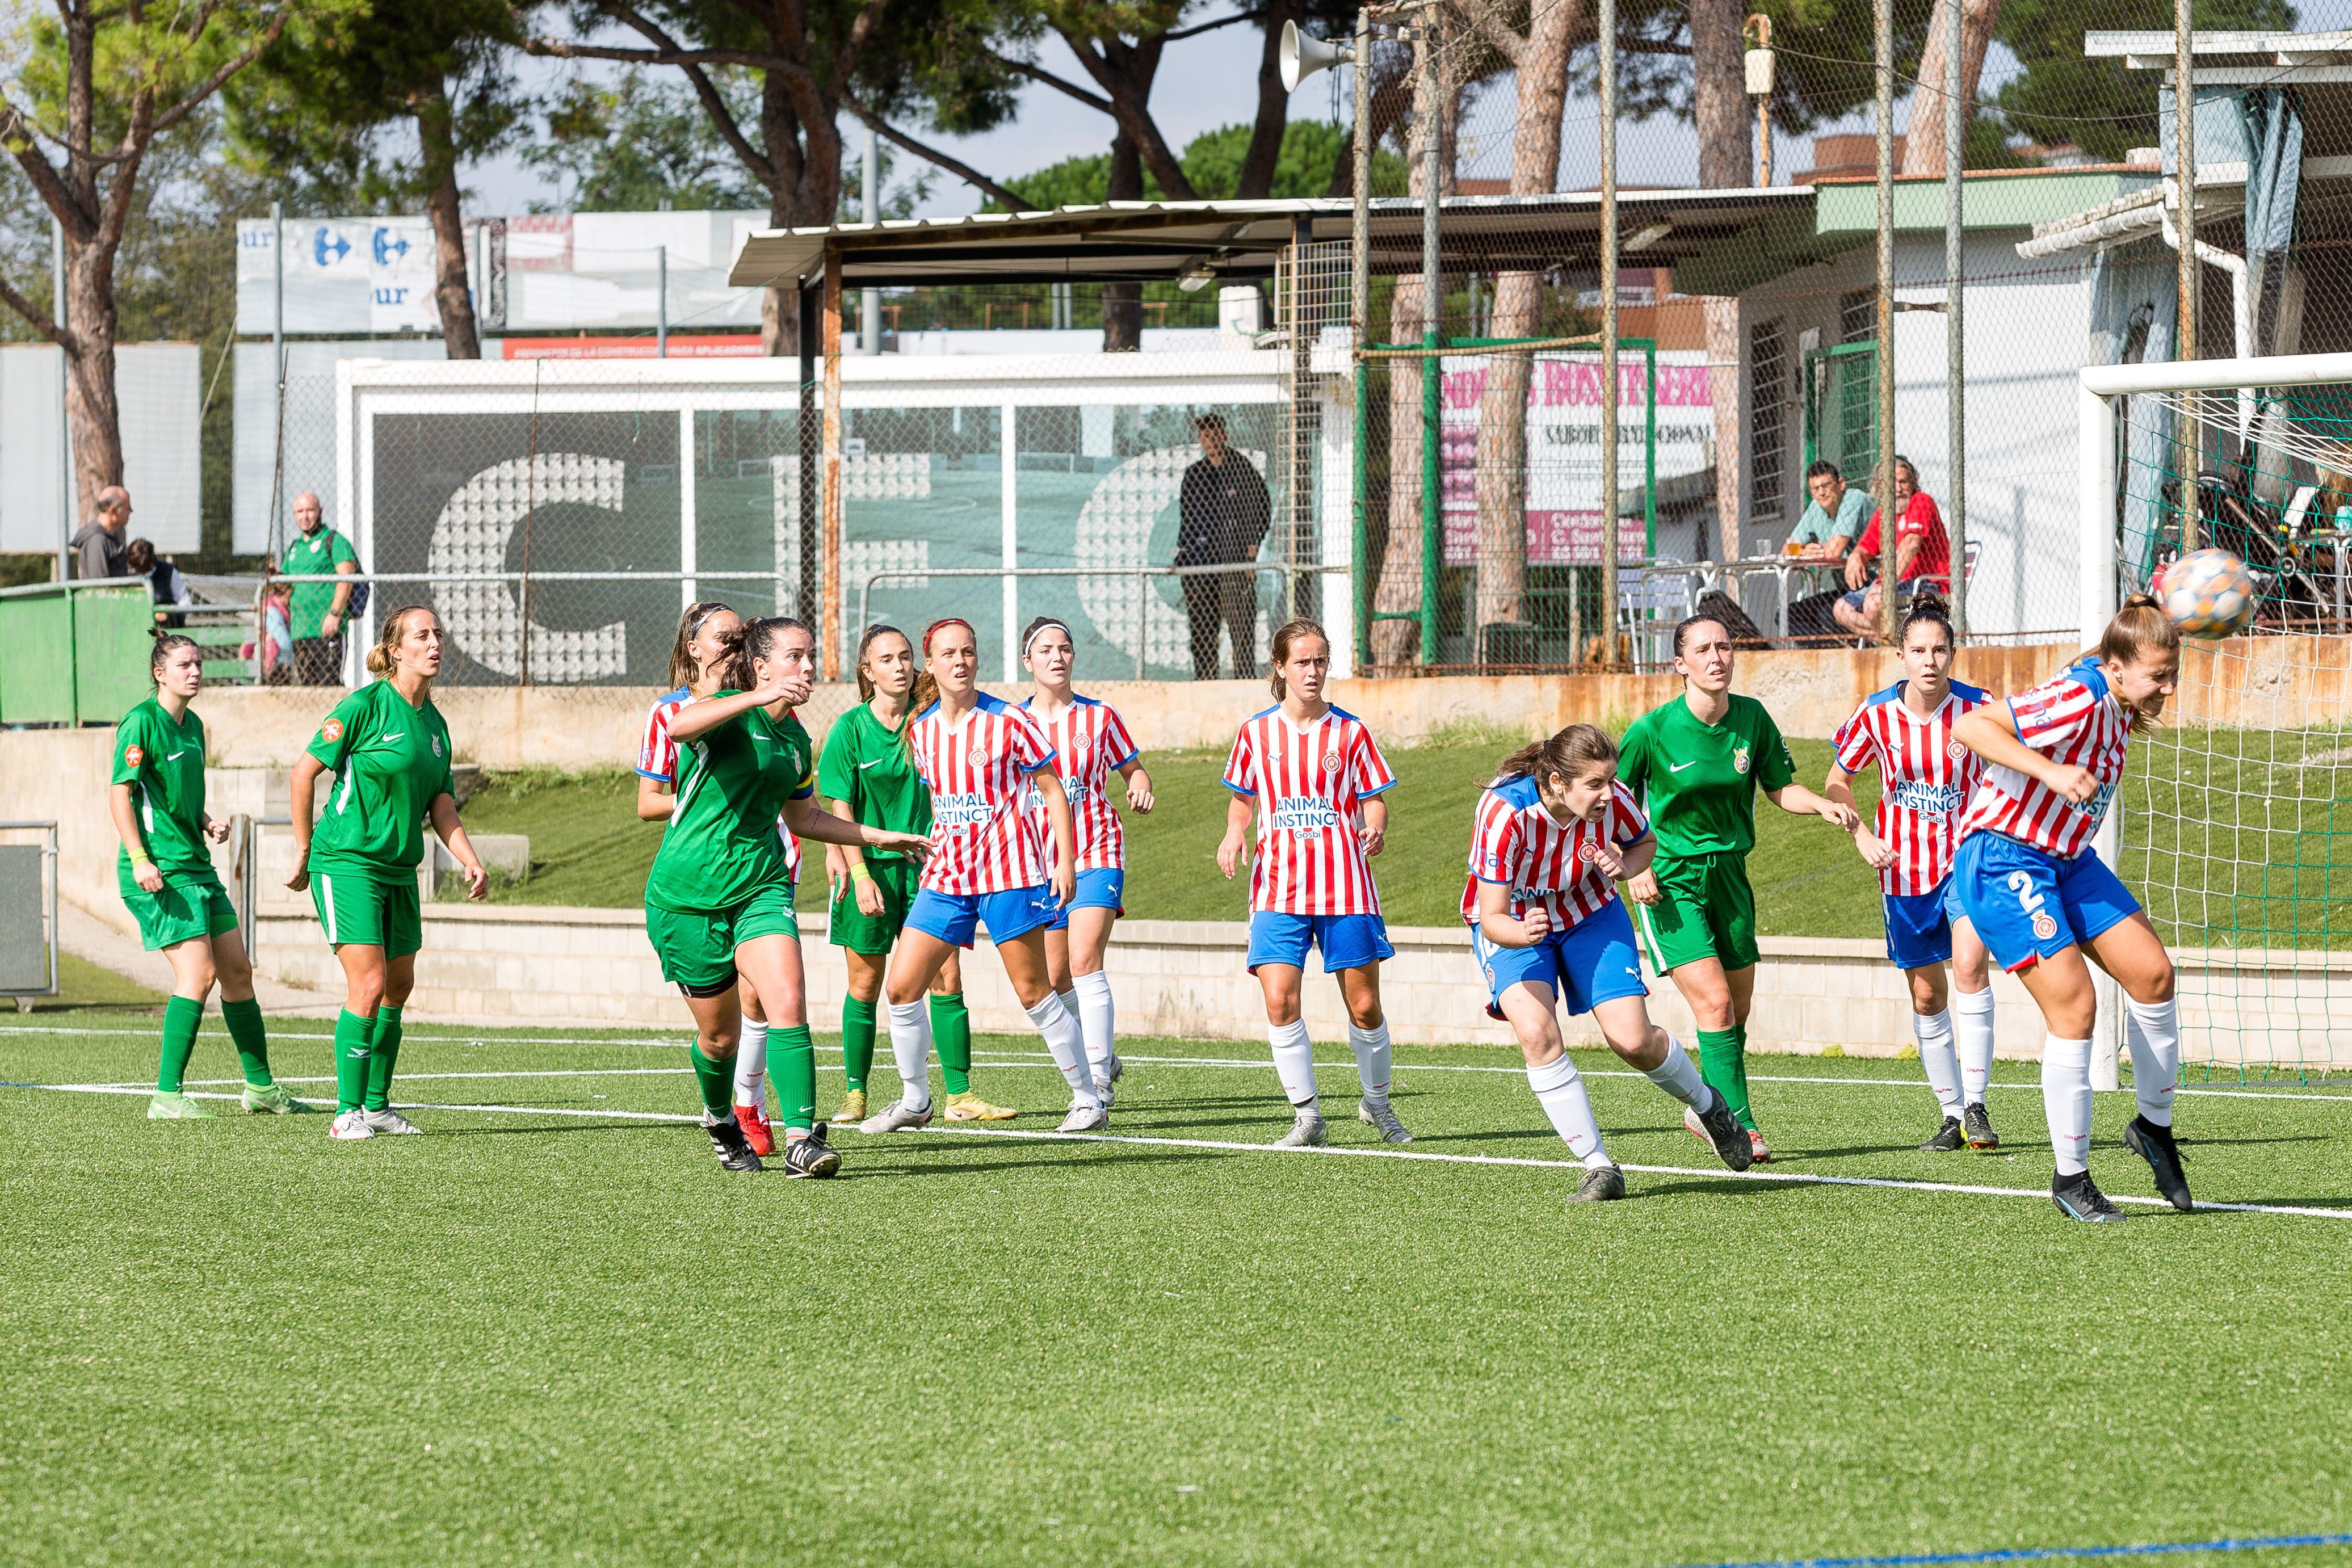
[1788,460,1870,560]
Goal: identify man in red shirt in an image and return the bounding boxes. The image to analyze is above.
[1834,456,1950,636]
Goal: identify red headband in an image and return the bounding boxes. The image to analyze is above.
[922,617,975,656]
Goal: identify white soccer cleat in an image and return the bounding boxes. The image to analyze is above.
[1092,1074,1118,1110]
[1057,1100,1108,1133]
[360,1107,425,1135]
[1272,1109,1328,1147]
[1358,1096,1413,1144]
[857,1098,935,1135]
[328,1109,374,1141]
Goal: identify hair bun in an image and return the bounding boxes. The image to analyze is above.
[2120,591,2164,612]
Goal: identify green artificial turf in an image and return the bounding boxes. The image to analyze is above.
[3,1013,2349,1566]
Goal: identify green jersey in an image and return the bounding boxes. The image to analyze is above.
[816,702,930,859]
[305,680,457,882]
[284,525,358,640]
[112,696,212,880]
[1618,692,1796,860]
[646,697,816,914]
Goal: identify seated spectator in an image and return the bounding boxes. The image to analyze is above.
[125,537,189,629]
[1788,460,1870,561]
[1834,456,1950,637]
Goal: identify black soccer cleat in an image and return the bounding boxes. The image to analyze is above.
[2051,1171,2126,1223]
[1921,1116,1967,1152]
[705,1113,764,1174]
[1963,1102,2000,1150]
[783,1123,842,1180]
[2124,1115,2193,1212]
[1691,1090,1755,1172]
[1565,1165,1626,1204]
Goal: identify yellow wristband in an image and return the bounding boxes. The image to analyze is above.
[128,848,152,865]
[849,863,873,882]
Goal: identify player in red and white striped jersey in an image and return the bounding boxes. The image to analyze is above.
[1215,619,1411,1147]
[1020,617,1155,1105]
[1465,725,1753,1199]
[1825,597,2001,1153]
[860,617,1106,1136]
[1951,595,2190,1222]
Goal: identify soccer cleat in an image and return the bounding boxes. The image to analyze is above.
[735,1101,775,1157]
[1272,1108,1328,1147]
[858,1098,935,1136]
[782,1124,842,1179]
[147,1091,215,1120]
[360,1107,425,1135]
[1358,1095,1413,1144]
[1747,1129,1774,1164]
[1107,1054,1125,1083]
[328,1109,374,1141]
[1093,1074,1118,1111]
[703,1112,763,1173]
[240,1082,316,1115]
[1921,1116,1967,1152]
[829,1089,868,1126]
[1963,1102,2000,1150]
[2051,1171,2127,1222]
[1057,1100,1108,1133]
[2124,1115,2193,1212]
[1565,1165,1627,1204]
[943,1091,1018,1122]
[1683,1094,1755,1172]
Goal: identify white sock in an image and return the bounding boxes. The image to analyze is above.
[886,999,933,1113]
[1072,970,1116,1086]
[1026,992,1097,1105]
[1269,1018,1317,1111]
[1528,1053,1611,1170]
[733,1019,769,1109]
[2041,1033,2093,1177]
[1641,1033,1710,1110]
[1954,986,1996,1107]
[1914,1007,1963,1120]
[2126,995,2180,1127]
[1347,1018,1393,1103]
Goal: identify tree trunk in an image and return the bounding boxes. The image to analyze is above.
[1903,0,2002,176]
[1706,296,1742,560]
[1372,272,1426,669]
[61,239,125,526]
[1690,0,1750,188]
[415,84,481,360]
[1101,131,1143,352]
[1234,0,1303,199]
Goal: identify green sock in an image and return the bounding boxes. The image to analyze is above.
[932,993,973,1096]
[689,1045,734,1119]
[774,1025,817,1133]
[1697,1027,1754,1132]
[841,995,877,1092]
[219,997,272,1087]
[157,996,204,1094]
[1730,1021,1756,1130]
[364,1004,405,1111]
[333,1009,375,1113]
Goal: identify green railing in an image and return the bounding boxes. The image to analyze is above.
[0,582,166,726]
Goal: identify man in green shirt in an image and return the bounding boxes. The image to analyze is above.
[283,492,359,686]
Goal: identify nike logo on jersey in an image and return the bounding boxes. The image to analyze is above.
[381,732,406,743]
[858,758,885,770]
[164,751,187,761]
[1669,760,1698,772]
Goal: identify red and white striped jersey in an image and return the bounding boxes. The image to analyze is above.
[1956,658,2130,860]
[1833,680,1988,894]
[1023,694,1140,873]
[639,687,802,883]
[1461,774,1650,930]
[1222,705,1397,916]
[908,692,1057,895]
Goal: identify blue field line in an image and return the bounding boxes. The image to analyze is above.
[1661,1531,2352,1567]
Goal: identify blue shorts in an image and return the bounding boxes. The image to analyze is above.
[906,884,1060,949]
[1954,833,2140,974]
[1883,876,1971,970]
[1472,898,1649,1021]
[1046,867,1125,930]
[1246,911,1395,974]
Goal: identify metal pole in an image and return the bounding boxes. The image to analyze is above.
[1353,3,1373,669]
[271,200,287,563]
[656,245,668,358]
[797,283,820,627]
[2175,0,2199,553]
[1417,7,1442,666]
[1874,0,1897,645]
[821,252,845,680]
[862,126,881,354]
[1599,0,1619,662]
[1291,213,1315,624]
[1944,0,1967,640]
[52,217,69,582]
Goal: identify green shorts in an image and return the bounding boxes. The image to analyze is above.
[829,855,918,955]
[120,865,237,952]
[312,866,424,957]
[646,878,800,995]
[1636,852,1760,974]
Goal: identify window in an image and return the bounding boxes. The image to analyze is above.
[1750,319,1788,521]
[1841,289,1876,344]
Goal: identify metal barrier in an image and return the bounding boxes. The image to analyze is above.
[0,582,158,725]
[0,821,60,1005]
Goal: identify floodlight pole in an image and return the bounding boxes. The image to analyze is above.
[271,200,288,565]
[2175,0,2199,552]
[1943,0,1966,641]
[1599,0,1620,660]
[1353,5,1373,672]
[1873,0,1897,646]
[53,216,69,582]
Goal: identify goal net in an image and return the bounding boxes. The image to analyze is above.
[2081,354,2352,1083]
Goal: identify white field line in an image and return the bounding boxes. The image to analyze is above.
[22,1081,2352,1222]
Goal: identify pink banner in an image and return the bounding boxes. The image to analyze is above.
[1442,510,1648,567]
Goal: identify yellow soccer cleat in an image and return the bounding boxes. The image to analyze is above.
[943,1091,1018,1122]
[829,1089,868,1126]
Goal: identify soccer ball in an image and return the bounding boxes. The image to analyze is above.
[2155,548,2257,638]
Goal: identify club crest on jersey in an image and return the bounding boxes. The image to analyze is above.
[431,735,443,758]
[1322,749,1340,770]
[1733,746,1752,775]
[1577,841,1599,861]
[123,745,144,767]
[2031,911,2059,940]
[1947,739,1969,760]
[321,718,343,743]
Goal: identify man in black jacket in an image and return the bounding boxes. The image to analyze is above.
[1174,413,1271,680]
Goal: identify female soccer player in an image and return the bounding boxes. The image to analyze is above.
[111,634,305,1119]
[1620,613,1858,1163]
[1216,618,1410,1148]
[1951,595,2188,1222]
[1825,596,2001,1152]
[1020,616,1155,1104]
[654,617,930,1174]
[1468,724,1754,1201]
[858,617,1100,1135]
[287,607,491,1141]
[819,623,991,1126]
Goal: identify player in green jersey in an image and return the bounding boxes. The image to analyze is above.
[287,607,492,1142]
[818,623,992,1126]
[1619,613,1857,1162]
[655,616,931,1175]
[108,634,307,1119]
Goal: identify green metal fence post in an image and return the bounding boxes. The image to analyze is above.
[1354,359,1371,674]
[1418,328,1440,665]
